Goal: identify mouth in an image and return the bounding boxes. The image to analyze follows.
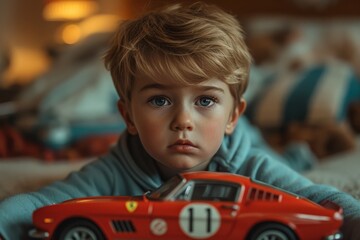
[168,139,198,153]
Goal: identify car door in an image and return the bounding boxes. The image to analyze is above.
[150,180,242,239]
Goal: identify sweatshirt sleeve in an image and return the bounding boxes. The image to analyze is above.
[240,150,360,240]
[0,157,116,240]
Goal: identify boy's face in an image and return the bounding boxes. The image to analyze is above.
[119,76,246,174]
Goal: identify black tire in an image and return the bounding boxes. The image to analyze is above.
[247,223,297,240]
[57,219,105,240]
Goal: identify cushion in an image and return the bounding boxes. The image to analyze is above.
[245,59,360,128]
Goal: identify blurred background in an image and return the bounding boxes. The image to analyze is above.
[0,0,360,161]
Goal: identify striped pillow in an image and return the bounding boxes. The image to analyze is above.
[246,60,360,128]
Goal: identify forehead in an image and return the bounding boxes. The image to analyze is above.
[133,75,231,93]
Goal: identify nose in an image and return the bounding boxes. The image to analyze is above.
[170,107,194,132]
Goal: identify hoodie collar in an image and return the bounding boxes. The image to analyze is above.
[209,118,251,173]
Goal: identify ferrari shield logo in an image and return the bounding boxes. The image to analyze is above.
[125,201,138,213]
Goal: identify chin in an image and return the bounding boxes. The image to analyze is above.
[156,155,209,173]
[170,165,195,172]
[172,161,208,172]
[161,161,197,172]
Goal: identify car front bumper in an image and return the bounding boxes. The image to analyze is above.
[28,229,49,239]
[324,232,342,240]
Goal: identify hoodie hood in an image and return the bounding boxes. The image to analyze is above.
[210,118,252,172]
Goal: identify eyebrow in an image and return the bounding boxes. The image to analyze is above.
[139,83,168,92]
[139,83,225,94]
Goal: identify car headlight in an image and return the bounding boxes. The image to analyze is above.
[43,217,54,224]
[334,212,343,221]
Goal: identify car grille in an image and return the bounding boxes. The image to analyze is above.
[247,187,282,202]
[112,220,136,233]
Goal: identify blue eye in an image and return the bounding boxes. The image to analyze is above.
[149,96,170,107]
[196,96,216,107]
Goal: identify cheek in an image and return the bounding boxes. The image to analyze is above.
[204,121,224,136]
[132,105,163,131]
[135,118,168,160]
[134,116,166,143]
[199,116,228,143]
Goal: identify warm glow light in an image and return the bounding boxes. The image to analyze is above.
[3,47,50,86]
[79,14,120,38]
[58,14,120,44]
[62,24,82,44]
[43,0,98,21]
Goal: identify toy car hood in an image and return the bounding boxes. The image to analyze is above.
[60,195,144,204]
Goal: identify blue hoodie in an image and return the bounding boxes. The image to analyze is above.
[1,118,360,239]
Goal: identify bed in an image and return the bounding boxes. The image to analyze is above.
[304,137,360,200]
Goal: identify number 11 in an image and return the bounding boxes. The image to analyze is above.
[188,207,212,233]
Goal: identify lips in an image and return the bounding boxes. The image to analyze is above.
[168,139,198,153]
[172,139,196,146]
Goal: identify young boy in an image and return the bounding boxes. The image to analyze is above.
[1,2,360,239]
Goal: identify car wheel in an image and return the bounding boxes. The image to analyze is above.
[248,223,297,240]
[57,219,105,240]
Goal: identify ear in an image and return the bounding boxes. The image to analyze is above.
[225,98,247,135]
[117,100,138,135]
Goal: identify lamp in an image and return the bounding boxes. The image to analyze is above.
[43,0,99,21]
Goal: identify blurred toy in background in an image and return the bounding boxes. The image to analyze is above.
[348,101,360,133]
[245,19,360,160]
[284,122,356,159]
[0,33,125,161]
[29,171,343,240]
[323,22,360,79]
[0,124,119,161]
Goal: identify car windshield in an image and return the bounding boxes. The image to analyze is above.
[148,175,184,200]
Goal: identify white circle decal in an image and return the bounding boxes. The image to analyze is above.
[150,218,167,236]
[179,203,221,239]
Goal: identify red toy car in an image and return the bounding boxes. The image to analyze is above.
[29,171,343,240]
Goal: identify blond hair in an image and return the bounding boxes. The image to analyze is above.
[104,2,252,104]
